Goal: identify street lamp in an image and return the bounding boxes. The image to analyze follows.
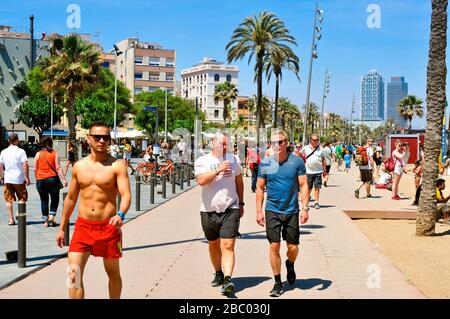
[319,68,331,140]
[109,44,123,141]
[302,3,324,144]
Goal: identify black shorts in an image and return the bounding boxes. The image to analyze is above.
[360,169,373,183]
[307,173,322,189]
[325,165,331,174]
[200,208,240,241]
[265,211,300,244]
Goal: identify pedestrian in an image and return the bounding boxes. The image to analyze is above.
[246,146,261,193]
[355,138,374,199]
[64,140,76,177]
[143,143,153,162]
[344,150,352,173]
[322,142,332,187]
[435,178,450,224]
[373,146,383,177]
[122,138,135,175]
[391,140,407,200]
[300,134,327,209]
[35,136,68,227]
[109,139,120,159]
[256,129,309,297]
[161,139,170,158]
[335,142,343,171]
[56,121,131,299]
[194,132,244,297]
[0,133,30,226]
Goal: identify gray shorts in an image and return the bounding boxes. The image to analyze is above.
[265,211,300,244]
[200,208,240,241]
[307,173,322,190]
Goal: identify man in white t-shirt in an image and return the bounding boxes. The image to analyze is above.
[0,133,30,226]
[300,134,327,209]
[322,142,332,187]
[355,138,374,199]
[194,132,244,297]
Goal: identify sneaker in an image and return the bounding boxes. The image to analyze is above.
[366,194,373,198]
[355,189,359,199]
[269,282,283,297]
[286,260,296,284]
[221,278,235,296]
[314,202,320,209]
[48,215,56,226]
[324,181,328,187]
[211,272,224,287]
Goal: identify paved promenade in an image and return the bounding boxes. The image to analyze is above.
[0,163,425,299]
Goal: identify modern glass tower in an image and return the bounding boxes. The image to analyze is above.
[387,76,408,128]
[361,70,385,123]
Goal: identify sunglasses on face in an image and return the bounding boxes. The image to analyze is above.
[89,134,111,142]
[271,140,287,146]
[311,139,319,142]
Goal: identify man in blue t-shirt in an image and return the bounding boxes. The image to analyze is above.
[256,130,309,297]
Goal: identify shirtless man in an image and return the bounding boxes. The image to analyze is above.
[56,122,131,299]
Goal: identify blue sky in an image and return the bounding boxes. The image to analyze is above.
[1,0,437,128]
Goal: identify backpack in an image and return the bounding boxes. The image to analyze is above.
[385,157,395,172]
[355,146,369,166]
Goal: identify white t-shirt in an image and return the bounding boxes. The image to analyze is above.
[322,146,332,166]
[0,145,28,184]
[300,145,324,174]
[359,146,374,170]
[109,144,120,157]
[378,173,392,185]
[194,152,242,213]
[177,141,187,153]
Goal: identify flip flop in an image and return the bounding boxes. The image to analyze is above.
[8,222,16,226]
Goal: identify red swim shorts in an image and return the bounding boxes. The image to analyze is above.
[69,216,123,259]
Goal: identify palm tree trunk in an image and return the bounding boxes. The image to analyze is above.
[416,0,448,236]
[256,52,264,147]
[67,95,79,161]
[274,76,279,128]
[223,101,227,127]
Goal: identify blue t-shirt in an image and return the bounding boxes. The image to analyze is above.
[258,153,306,214]
[344,154,351,164]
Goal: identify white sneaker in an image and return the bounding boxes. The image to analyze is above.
[314,202,320,209]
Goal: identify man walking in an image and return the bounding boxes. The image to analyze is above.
[256,129,309,297]
[194,132,244,297]
[0,133,30,226]
[246,146,261,193]
[56,122,131,299]
[300,134,327,209]
[322,142,332,187]
[355,138,374,199]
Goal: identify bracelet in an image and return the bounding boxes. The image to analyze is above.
[117,211,125,221]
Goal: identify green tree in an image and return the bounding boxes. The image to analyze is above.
[41,34,101,158]
[213,81,238,126]
[226,11,296,145]
[417,0,448,236]
[263,47,300,128]
[397,95,424,130]
[248,95,272,126]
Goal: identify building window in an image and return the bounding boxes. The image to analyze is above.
[134,87,143,95]
[149,57,160,66]
[134,72,143,79]
[166,59,174,67]
[214,110,219,118]
[149,87,158,92]
[135,56,143,64]
[226,74,232,82]
[214,74,220,82]
[166,73,174,81]
[149,73,160,81]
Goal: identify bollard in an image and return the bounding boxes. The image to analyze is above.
[162,170,166,199]
[171,170,176,194]
[186,165,191,187]
[63,192,69,246]
[17,202,26,268]
[150,172,155,204]
[180,168,184,190]
[135,175,141,211]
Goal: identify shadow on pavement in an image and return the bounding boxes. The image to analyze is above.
[301,224,325,229]
[232,276,272,294]
[283,277,333,292]
[324,185,341,188]
[433,229,450,237]
[312,205,335,209]
[124,236,206,252]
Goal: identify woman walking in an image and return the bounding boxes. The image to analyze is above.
[34,137,67,227]
[391,140,407,200]
[63,140,76,176]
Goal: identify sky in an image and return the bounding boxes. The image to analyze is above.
[1,0,439,128]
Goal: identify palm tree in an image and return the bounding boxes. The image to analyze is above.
[41,34,101,158]
[248,95,272,126]
[303,102,319,134]
[214,81,238,126]
[262,47,300,128]
[226,11,296,145]
[397,95,424,130]
[417,0,448,236]
[278,97,300,131]
[232,115,248,130]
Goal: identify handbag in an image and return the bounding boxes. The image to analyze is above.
[42,151,64,189]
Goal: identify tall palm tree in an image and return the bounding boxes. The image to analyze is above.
[226,11,296,145]
[214,81,238,126]
[417,0,448,236]
[262,47,300,128]
[303,102,319,134]
[397,95,424,130]
[41,34,101,158]
[248,95,272,126]
[278,97,300,131]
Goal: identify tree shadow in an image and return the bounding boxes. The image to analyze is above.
[283,277,333,292]
[364,196,382,199]
[312,205,336,208]
[324,185,341,188]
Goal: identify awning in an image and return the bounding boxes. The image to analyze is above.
[42,129,69,136]
[111,130,148,138]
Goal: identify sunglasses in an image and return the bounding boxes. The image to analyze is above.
[311,139,319,142]
[271,140,287,146]
[89,134,111,142]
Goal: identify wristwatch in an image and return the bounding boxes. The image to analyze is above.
[239,202,245,206]
[301,206,310,212]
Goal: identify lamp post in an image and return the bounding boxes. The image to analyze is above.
[110,45,123,141]
[302,3,324,144]
[165,89,168,142]
[319,68,331,141]
[350,93,356,144]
